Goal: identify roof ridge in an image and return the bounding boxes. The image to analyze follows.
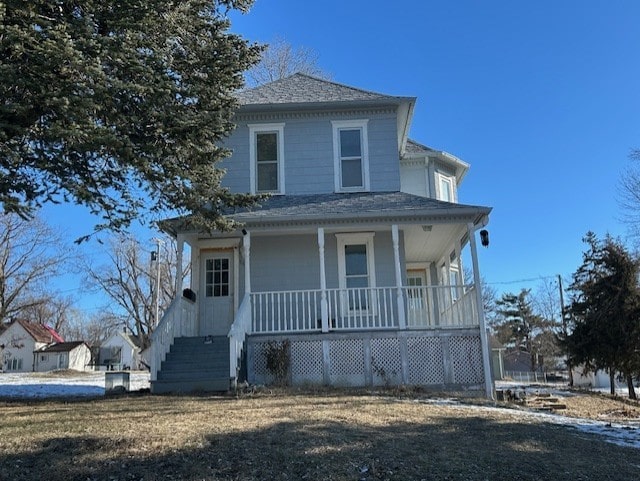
[289,72,400,99]
[237,72,412,106]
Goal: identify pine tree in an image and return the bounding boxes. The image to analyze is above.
[495,289,549,372]
[1,0,262,237]
[565,232,640,399]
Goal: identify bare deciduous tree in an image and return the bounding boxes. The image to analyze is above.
[86,235,189,349]
[0,213,72,326]
[19,295,75,332]
[246,37,330,87]
[62,312,122,347]
[619,149,640,242]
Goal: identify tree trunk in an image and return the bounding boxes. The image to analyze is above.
[609,370,616,396]
[567,360,573,387]
[627,374,637,400]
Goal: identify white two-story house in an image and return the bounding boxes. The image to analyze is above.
[151,73,493,396]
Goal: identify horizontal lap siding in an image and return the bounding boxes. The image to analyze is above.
[221,111,401,195]
[249,231,401,293]
[251,234,321,293]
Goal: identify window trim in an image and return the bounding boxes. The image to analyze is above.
[332,120,370,192]
[248,123,285,194]
[435,172,456,202]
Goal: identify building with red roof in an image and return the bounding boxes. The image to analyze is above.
[0,319,65,372]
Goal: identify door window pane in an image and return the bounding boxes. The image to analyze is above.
[205,258,230,297]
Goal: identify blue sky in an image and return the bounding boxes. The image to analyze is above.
[42,1,639,315]
[229,0,640,291]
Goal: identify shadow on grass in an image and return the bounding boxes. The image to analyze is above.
[1,399,637,481]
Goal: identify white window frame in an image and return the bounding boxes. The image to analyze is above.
[332,119,370,192]
[336,233,376,313]
[435,172,456,202]
[248,123,285,194]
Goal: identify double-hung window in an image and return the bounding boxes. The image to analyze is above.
[436,173,456,202]
[337,233,376,312]
[249,123,285,194]
[332,120,370,192]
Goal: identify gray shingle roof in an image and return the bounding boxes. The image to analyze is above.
[237,73,409,106]
[227,192,490,224]
[405,139,436,155]
[37,341,86,353]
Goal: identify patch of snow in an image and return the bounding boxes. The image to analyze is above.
[0,371,150,398]
[494,380,640,448]
[1,373,638,449]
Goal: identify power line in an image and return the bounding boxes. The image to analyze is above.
[484,274,560,286]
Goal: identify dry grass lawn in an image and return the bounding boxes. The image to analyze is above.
[0,388,638,481]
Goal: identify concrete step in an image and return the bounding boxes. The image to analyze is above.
[151,377,230,394]
[153,335,233,394]
[171,336,228,349]
[158,363,229,375]
[163,352,229,364]
[157,368,229,381]
[169,343,229,353]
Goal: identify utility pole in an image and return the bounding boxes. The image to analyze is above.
[152,238,165,327]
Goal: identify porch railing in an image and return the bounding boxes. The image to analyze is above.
[250,285,479,334]
[228,294,252,385]
[150,296,197,381]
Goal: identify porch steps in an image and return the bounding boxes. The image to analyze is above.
[151,336,230,394]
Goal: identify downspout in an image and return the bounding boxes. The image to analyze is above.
[467,218,494,400]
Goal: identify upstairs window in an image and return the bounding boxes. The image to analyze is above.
[332,120,370,192]
[436,173,456,202]
[249,123,285,194]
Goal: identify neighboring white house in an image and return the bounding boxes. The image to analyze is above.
[571,366,627,390]
[152,74,493,396]
[99,329,144,370]
[34,341,92,372]
[0,319,64,372]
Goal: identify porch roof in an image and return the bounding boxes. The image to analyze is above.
[163,192,491,235]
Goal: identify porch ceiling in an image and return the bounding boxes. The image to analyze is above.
[403,224,467,263]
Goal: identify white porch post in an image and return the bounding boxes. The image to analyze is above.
[243,231,251,295]
[318,228,329,332]
[468,222,494,400]
[175,234,184,295]
[392,224,406,329]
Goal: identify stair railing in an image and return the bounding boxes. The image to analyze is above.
[228,294,252,387]
[150,295,197,381]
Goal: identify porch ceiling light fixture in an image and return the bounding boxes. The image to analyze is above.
[421,225,433,232]
[480,229,489,247]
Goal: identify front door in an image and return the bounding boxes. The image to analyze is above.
[200,251,234,336]
[407,270,431,327]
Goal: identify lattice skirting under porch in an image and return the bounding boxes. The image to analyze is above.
[246,329,485,391]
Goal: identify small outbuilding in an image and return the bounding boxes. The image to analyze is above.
[34,341,92,372]
[99,329,144,370]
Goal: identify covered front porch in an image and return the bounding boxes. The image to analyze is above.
[151,192,493,396]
